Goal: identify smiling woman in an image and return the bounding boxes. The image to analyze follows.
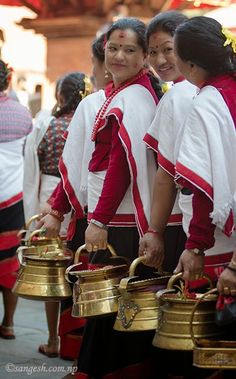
[74,16,163,379]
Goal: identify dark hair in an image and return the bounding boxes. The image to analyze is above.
[92,33,106,63]
[175,16,236,76]
[146,10,188,43]
[0,59,12,91]
[106,17,163,99]
[53,72,91,117]
[106,17,147,54]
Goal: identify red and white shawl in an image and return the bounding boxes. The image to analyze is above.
[175,78,236,237]
[144,80,197,225]
[59,90,106,217]
[88,82,158,236]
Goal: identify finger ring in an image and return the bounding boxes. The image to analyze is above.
[93,245,98,250]
[224,287,230,294]
[41,226,47,234]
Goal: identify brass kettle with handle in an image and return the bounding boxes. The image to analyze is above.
[113,256,171,332]
[12,229,73,301]
[152,272,222,351]
[65,244,129,318]
[190,288,236,369]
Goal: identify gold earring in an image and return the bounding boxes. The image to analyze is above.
[105,70,109,79]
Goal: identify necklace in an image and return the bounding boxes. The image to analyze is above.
[91,69,147,141]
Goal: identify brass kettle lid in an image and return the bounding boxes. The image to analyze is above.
[17,245,72,261]
[68,263,129,279]
[157,272,217,303]
[122,274,171,292]
[119,256,171,292]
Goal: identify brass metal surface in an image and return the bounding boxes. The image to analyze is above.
[153,273,221,351]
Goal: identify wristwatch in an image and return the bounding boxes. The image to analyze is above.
[188,248,205,256]
[90,219,108,231]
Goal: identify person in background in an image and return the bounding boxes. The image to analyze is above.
[139,10,194,274]
[16,76,29,108]
[23,71,92,358]
[0,59,32,339]
[28,83,42,118]
[37,33,111,365]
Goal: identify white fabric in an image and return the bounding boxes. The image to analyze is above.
[0,137,25,204]
[146,80,197,221]
[95,84,157,235]
[88,171,134,217]
[175,85,236,233]
[60,90,105,211]
[23,109,53,223]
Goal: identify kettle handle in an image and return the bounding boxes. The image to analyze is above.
[167,272,214,290]
[27,229,62,248]
[129,256,162,277]
[65,262,83,283]
[129,256,147,276]
[25,214,42,230]
[16,246,30,265]
[74,243,116,264]
[189,288,218,347]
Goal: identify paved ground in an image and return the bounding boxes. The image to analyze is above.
[0,293,74,379]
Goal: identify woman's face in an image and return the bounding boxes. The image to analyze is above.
[105,28,146,88]
[148,30,181,82]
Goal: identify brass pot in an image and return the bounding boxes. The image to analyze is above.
[12,242,73,301]
[152,273,222,351]
[190,288,236,369]
[65,244,129,318]
[113,257,171,332]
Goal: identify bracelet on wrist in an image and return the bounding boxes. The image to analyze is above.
[188,248,205,256]
[226,264,236,274]
[146,228,160,236]
[49,209,64,222]
[90,219,108,231]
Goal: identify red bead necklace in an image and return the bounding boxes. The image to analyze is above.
[91,69,147,141]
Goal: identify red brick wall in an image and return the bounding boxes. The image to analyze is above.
[47,35,94,83]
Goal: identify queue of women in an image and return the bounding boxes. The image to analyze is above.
[1,8,236,379]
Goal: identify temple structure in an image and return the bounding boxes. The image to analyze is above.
[0,0,233,105]
[1,0,231,82]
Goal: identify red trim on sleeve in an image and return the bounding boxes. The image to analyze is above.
[143,133,158,153]
[176,161,213,200]
[58,158,84,219]
[119,116,149,236]
[158,152,175,177]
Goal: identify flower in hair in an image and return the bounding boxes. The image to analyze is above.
[222,27,236,54]
[79,76,93,99]
[4,63,13,83]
